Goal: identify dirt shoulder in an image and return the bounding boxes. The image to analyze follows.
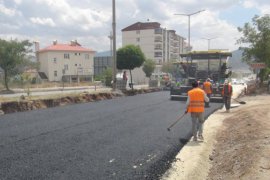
[162,87,270,180]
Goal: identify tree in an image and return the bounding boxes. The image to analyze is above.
[117,45,146,90]
[161,62,174,74]
[0,39,32,91]
[162,61,184,79]
[237,14,270,81]
[142,59,155,79]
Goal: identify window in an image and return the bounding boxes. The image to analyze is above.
[136,38,140,42]
[64,64,68,70]
[154,52,162,57]
[85,54,90,59]
[54,71,57,77]
[75,53,77,55]
[155,44,162,50]
[53,58,57,63]
[75,64,77,66]
[155,28,162,34]
[64,53,70,59]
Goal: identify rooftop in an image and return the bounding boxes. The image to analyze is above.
[122,22,161,31]
[38,41,95,53]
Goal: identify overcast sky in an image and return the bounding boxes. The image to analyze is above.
[0,0,269,52]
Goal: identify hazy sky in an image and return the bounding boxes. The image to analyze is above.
[0,0,269,52]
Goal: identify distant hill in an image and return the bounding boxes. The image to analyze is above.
[228,49,251,73]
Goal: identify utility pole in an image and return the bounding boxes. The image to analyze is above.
[174,10,205,52]
[202,37,218,50]
[112,0,117,90]
[174,10,205,78]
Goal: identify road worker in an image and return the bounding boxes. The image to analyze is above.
[203,78,213,107]
[186,81,209,141]
[222,79,233,112]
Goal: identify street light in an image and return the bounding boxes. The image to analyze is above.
[201,37,218,50]
[174,10,205,52]
[112,0,117,90]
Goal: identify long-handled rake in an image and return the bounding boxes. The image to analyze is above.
[232,98,246,104]
[167,112,187,131]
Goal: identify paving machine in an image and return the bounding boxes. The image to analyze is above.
[170,50,232,102]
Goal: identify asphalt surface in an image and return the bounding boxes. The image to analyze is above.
[0,91,222,180]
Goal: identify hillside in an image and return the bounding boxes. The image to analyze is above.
[228,49,251,73]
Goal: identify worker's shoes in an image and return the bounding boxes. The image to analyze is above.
[193,136,197,141]
[198,135,204,141]
[226,109,230,113]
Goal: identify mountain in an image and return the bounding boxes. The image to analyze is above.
[228,49,251,73]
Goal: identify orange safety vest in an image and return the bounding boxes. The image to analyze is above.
[188,88,205,113]
[222,84,232,96]
[203,81,212,94]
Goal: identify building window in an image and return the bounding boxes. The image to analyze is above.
[136,38,140,42]
[155,44,162,50]
[85,54,90,59]
[154,37,162,42]
[75,64,77,66]
[154,52,162,57]
[54,71,57,77]
[53,58,57,63]
[136,30,140,34]
[75,53,77,55]
[64,53,70,59]
[155,28,162,34]
[64,64,68,70]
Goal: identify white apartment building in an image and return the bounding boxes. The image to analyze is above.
[37,40,95,82]
[121,22,187,83]
[122,22,187,64]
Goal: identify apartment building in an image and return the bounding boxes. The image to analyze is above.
[121,22,187,83]
[122,22,187,64]
[37,40,95,82]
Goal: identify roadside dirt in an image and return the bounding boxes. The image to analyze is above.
[207,94,270,180]
[0,88,161,114]
[162,86,270,180]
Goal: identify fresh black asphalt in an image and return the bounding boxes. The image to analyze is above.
[0,91,222,180]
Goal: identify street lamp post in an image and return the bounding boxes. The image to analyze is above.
[174,10,205,52]
[201,37,218,76]
[174,10,205,78]
[112,0,117,90]
[202,37,218,50]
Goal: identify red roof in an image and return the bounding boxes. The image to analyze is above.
[38,44,94,53]
[122,22,161,31]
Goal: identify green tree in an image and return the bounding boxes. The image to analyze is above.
[103,68,113,87]
[0,39,32,91]
[142,59,155,79]
[237,14,270,81]
[161,62,174,74]
[117,45,146,90]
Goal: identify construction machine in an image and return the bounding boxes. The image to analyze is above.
[170,50,232,102]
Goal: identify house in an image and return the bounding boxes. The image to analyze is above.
[36,40,95,82]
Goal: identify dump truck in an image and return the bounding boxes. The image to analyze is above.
[170,50,232,102]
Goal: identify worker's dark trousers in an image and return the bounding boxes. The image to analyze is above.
[223,96,231,110]
[205,94,211,107]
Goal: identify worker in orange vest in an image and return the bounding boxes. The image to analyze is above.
[186,81,209,141]
[203,78,213,107]
[222,79,233,112]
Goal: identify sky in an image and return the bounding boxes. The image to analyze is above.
[0,0,270,53]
